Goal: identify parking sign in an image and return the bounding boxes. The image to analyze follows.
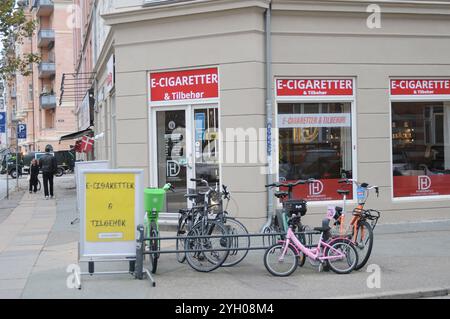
[17,124,27,139]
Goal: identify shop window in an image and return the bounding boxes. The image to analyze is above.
[392,102,450,197]
[278,102,353,201]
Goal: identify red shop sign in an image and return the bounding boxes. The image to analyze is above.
[150,67,219,102]
[393,175,450,197]
[283,179,353,202]
[276,79,354,97]
[390,79,450,96]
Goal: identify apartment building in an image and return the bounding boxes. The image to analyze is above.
[4,0,77,154]
[76,0,450,230]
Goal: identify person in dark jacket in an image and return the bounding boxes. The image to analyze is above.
[39,145,57,199]
[29,159,40,194]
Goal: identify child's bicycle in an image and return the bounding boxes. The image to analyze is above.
[264,214,358,276]
[143,183,174,274]
[328,179,381,270]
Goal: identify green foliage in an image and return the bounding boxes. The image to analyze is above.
[0,0,41,80]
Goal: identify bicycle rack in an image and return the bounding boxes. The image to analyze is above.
[134,224,320,287]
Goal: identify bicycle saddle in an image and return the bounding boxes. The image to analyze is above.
[274,191,288,199]
[337,189,350,195]
[313,225,331,232]
[314,218,331,232]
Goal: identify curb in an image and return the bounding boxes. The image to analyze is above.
[336,287,450,299]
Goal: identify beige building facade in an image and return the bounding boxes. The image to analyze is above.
[92,0,450,230]
[5,0,77,154]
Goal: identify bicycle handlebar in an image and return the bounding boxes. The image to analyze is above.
[265,179,313,188]
[338,179,380,197]
[191,178,209,187]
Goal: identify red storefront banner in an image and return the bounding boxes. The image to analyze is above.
[282,178,353,202]
[390,79,450,96]
[393,175,450,197]
[276,79,354,97]
[150,67,219,102]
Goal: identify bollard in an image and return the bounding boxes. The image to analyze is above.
[135,224,144,280]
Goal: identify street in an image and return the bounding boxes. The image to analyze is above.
[0,174,21,200]
[0,175,449,299]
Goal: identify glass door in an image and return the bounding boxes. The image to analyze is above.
[193,107,220,187]
[155,109,189,211]
[154,106,220,211]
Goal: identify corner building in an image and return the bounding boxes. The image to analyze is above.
[94,0,450,230]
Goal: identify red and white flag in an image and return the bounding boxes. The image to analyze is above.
[80,135,94,153]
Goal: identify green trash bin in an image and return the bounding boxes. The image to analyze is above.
[144,188,166,214]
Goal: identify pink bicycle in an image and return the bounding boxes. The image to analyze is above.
[264,215,358,276]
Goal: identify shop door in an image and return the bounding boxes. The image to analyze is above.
[155,108,190,212]
[154,106,220,212]
[192,107,220,186]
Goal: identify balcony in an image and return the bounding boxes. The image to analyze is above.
[40,94,57,109]
[38,62,56,79]
[33,0,54,17]
[38,29,55,48]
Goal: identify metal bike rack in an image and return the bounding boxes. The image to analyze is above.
[134,224,320,287]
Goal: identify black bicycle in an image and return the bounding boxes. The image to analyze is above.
[182,178,231,272]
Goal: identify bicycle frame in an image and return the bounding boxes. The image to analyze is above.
[333,180,379,241]
[279,227,346,263]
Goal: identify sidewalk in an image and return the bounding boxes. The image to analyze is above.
[0,176,75,298]
[1,175,450,299]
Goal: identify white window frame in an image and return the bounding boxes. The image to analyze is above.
[274,77,358,208]
[147,67,221,213]
[389,81,450,202]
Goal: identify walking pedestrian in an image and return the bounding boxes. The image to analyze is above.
[39,145,57,199]
[29,159,40,194]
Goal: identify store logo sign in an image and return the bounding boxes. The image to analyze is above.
[167,160,180,177]
[390,79,450,96]
[309,180,324,196]
[418,176,431,191]
[276,79,354,97]
[150,67,219,102]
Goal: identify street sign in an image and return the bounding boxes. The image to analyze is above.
[0,112,5,133]
[17,124,27,139]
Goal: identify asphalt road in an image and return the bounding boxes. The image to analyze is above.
[0,174,21,200]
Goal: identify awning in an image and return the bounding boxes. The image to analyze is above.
[59,128,93,141]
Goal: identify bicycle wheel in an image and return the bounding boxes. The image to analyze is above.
[221,218,250,267]
[264,243,298,277]
[149,222,159,274]
[325,239,358,274]
[353,220,374,270]
[185,220,230,272]
[176,216,188,263]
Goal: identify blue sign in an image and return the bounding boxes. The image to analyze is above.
[195,113,205,141]
[0,112,5,133]
[17,124,27,139]
[356,187,366,201]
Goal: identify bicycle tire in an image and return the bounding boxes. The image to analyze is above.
[150,222,159,274]
[176,217,188,263]
[185,220,230,273]
[353,220,374,270]
[325,238,358,274]
[220,218,250,267]
[264,243,298,277]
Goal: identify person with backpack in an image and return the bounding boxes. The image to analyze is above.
[39,145,58,199]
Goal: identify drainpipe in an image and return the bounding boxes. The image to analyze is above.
[261,1,274,232]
